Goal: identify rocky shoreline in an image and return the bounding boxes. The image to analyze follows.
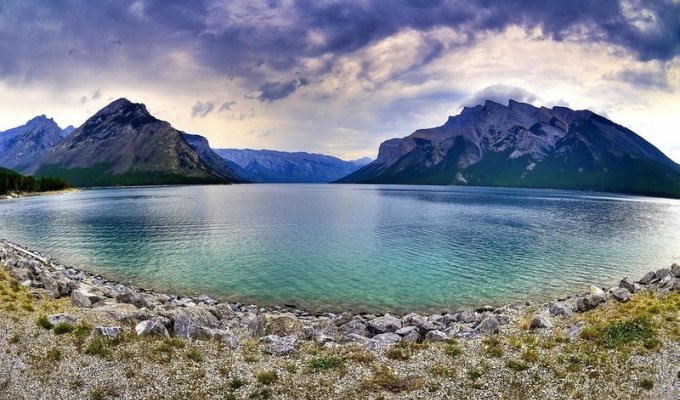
[1,238,679,399]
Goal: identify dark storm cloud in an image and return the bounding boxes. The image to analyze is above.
[257,78,309,102]
[219,101,237,111]
[0,0,678,87]
[191,101,215,117]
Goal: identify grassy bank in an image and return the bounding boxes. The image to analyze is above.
[1,267,678,399]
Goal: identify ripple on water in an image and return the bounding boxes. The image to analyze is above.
[0,184,679,313]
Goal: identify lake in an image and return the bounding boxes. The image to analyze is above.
[1,184,679,313]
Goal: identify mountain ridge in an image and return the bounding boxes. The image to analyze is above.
[215,148,371,183]
[30,98,241,187]
[338,100,680,198]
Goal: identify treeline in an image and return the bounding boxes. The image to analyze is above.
[0,168,69,195]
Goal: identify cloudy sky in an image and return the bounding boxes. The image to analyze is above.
[0,0,679,161]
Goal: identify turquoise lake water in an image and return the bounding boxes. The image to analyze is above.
[0,184,679,313]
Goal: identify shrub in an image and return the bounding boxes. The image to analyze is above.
[506,360,529,372]
[638,378,654,390]
[229,377,247,390]
[186,348,204,363]
[53,322,73,335]
[603,318,655,348]
[308,356,347,371]
[256,371,278,385]
[37,315,53,330]
[85,337,112,358]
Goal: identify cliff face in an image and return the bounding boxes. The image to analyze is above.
[339,100,680,198]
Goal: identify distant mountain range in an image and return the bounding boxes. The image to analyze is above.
[214,149,371,183]
[339,100,680,198]
[1,98,679,197]
[0,98,369,187]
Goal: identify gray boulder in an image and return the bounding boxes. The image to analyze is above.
[638,271,656,285]
[425,330,448,342]
[42,272,78,298]
[333,312,354,327]
[452,310,477,323]
[135,318,169,337]
[340,319,369,336]
[619,277,637,293]
[344,333,368,343]
[71,288,105,308]
[529,314,553,330]
[611,288,631,302]
[98,303,150,323]
[365,333,401,350]
[402,313,438,333]
[116,291,148,309]
[367,314,402,334]
[549,302,573,318]
[395,326,419,337]
[576,294,605,312]
[475,315,501,335]
[264,313,303,336]
[655,268,673,282]
[211,303,236,320]
[212,329,239,349]
[174,306,219,340]
[671,263,680,278]
[262,335,297,356]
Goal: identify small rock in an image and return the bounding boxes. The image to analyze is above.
[611,287,631,303]
[638,271,656,285]
[262,335,297,356]
[365,333,401,350]
[549,302,573,318]
[92,326,121,339]
[476,305,494,313]
[529,314,553,330]
[47,314,76,326]
[135,318,169,337]
[425,330,448,342]
[245,314,265,338]
[367,314,402,335]
[11,361,25,370]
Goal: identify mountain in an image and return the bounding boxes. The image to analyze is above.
[214,148,372,183]
[61,125,75,137]
[0,115,66,173]
[338,100,680,198]
[182,134,248,183]
[30,98,243,187]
